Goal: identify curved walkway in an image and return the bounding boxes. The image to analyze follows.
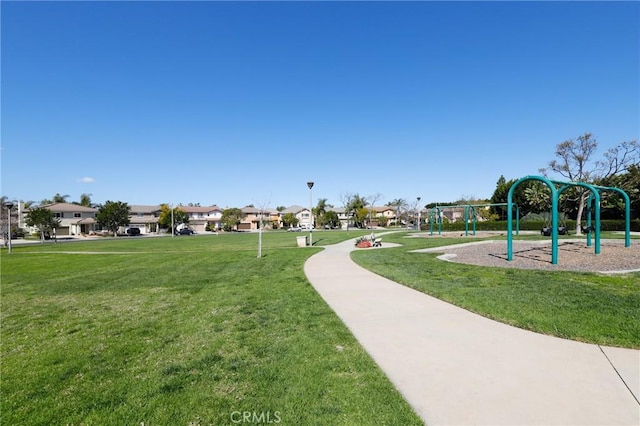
[304,238,640,425]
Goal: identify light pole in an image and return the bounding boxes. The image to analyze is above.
[307,181,314,246]
[4,201,15,254]
[417,196,421,231]
[171,204,175,238]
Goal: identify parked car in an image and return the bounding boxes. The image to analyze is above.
[126,228,141,236]
[176,228,194,235]
[287,226,302,232]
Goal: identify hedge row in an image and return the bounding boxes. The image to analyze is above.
[421,219,640,232]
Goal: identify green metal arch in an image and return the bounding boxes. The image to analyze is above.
[463,203,520,236]
[556,181,602,254]
[507,175,559,263]
[429,207,442,236]
[586,185,631,248]
[507,175,632,265]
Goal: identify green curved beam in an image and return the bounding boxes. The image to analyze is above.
[588,185,631,248]
[464,205,476,236]
[508,175,559,263]
[557,181,601,254]
[429,207,442,236]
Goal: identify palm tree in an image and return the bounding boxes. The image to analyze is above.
[79,193,93,207]
[347,195,368,228]
[388,198,407,227]
[524,182,550,213]
[52,193,70,203]
[314,198,330,227]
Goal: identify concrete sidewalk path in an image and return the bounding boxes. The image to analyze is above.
[304,238,640,425]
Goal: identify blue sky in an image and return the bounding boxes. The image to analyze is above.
[2,1,638,209]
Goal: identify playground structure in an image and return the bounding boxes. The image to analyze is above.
[429,203,520,236]
[507,175,632,265]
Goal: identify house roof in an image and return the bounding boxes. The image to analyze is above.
[179,205,223,213]
[372,206,396,213]
[76,217,96,224]
[41,203,97,213]
[281,205,306,214]
[129,205,162,214]
[242,207,260,214]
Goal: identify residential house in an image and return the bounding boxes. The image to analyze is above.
[238,207,278,230]
[328,207,352,229]
[368,206,396,227]
[128,205,162,234]
[280,205,312,229]
[444,207,465,223]
[40,203,98,236]
[180,205,224,233]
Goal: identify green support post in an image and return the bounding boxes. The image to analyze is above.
[508,176,558,264]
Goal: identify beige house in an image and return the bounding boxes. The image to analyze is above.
[128,205,162,234]
[238,207,279,230]
[180,205,224,233]
[127,205,225,233]
[280,205,313,229]
[39,203,98,236]
[368,206,396,227]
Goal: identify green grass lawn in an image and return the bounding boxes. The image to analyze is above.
[1,231,422,425]
[352,232,640,349]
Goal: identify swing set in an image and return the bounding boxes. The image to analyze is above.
[429,203,520,236]
[507,175,632,264]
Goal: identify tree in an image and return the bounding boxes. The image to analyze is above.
[314,198,331,228]
[96,201,130,236]
[375,215,389,227]
[524,182,551,213]
[52,193,70,203]
[345,194,368,228]
[490,176,534,219]
[281,212,298,228]
[158,204,189,232]
[221,208,244,231]
[322,210,340,229]
[339,192,356,230]
[367,193,382,227]
[541,134,639,234]
[599,163,640,219]
[25,207,60,242]
[387,199,407,227]
[354,207,369,228]
[78,193,92,207]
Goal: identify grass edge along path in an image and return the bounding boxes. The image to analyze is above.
[1,232,423,425]
[351,232,640,349]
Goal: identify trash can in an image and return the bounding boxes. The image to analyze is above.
[296,236,307,247]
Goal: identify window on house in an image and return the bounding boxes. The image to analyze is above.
[55,213,63,218]
[137,213,144,218]
[74,213,81,218]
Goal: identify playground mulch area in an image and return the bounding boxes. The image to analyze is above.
[423,239,640,273]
